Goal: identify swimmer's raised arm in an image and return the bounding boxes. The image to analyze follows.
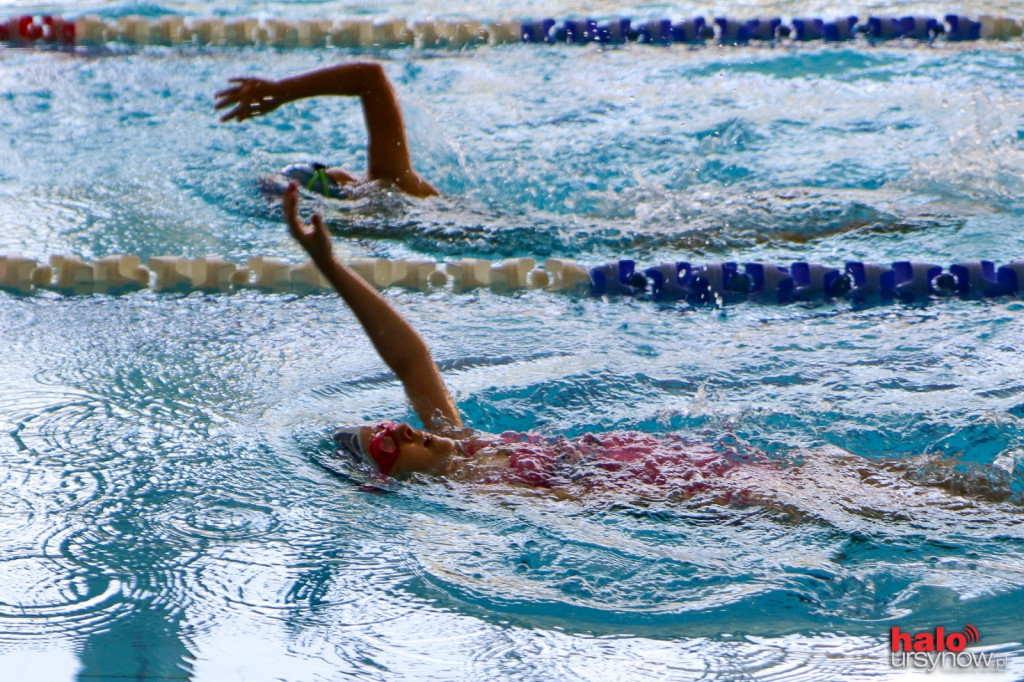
[283,181,461,430]
[215,62,437,197]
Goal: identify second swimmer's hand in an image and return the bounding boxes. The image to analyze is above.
[284,181,333,263]
[215,77,283,122]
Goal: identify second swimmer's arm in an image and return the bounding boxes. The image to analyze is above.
[215,62,438,197]
[283,181,461,430]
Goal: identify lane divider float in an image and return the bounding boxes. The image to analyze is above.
[2,254,1023,305]
[0,13,1021,49]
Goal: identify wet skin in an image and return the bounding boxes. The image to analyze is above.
[360,422,457,477]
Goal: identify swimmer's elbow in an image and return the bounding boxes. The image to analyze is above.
[348,62,389,95]
[408,175,440,198]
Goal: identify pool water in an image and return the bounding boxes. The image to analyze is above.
[1,2,1024,680]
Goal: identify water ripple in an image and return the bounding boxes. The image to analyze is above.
[0,555,126,641]
[161,495,280,542]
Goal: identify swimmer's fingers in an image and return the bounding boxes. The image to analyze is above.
[283,181,306,241]
[213,81,245,102]
[213,92,241,112]
[215,77,264,100]
[217,98,276,123]
[215,87,249,123]
[217,99,269,122]
[309,213,330,248]
[284,182,332,260]
[218,106,243,123]
[220,76,250,90]
[298,210,332,259]
[215,78,280,122]
[214,79,250,113]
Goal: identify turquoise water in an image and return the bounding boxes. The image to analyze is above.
[2,3,1024,680]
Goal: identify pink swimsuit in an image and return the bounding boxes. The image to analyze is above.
[467,431,762,498]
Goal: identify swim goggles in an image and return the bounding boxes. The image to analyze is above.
[368,421,401,476]
[306,163,332,196]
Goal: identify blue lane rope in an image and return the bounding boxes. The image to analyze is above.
[592,259,1015,304]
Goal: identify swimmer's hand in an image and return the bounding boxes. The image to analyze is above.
[284,181,333,263]
[215,77,283,123]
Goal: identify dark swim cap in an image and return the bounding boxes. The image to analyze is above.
[334,422,400,476]
[334,426,369,463]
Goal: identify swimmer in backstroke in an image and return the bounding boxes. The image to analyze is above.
[215,62,438,199]
[283,179,1019,515]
